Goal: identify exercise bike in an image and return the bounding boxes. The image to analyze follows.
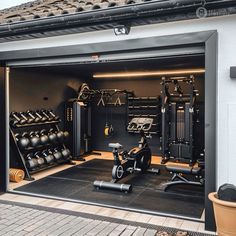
[94,120,160,193]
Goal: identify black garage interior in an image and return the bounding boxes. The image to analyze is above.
[8,53,206,220]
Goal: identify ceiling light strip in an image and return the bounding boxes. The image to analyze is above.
[93,68,205,78]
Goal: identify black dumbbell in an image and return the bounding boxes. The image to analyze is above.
[10,117,17,127]
[9,112,20,127]
[10,112,27,126]
[51,148,63,161]
[39,129,49,145]
[34,151,46,166]
[35,110,47,122]
[26,153,39,170]
[46,110,60,121]
[48,129,58,144]
[61,148,72,161]
[63,131,69,142]
[41,110,54,121]
[42,150,55,164]
[20,112,34,124]
[19,112,34,124]
[15,133,30,150]
[29,131,41,148]
[27,110,41,123]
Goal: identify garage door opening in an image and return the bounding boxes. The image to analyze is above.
[8,53,206,221]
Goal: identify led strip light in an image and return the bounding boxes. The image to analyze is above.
[93,68,205,78]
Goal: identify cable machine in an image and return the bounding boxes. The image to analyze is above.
[160,75,203,165]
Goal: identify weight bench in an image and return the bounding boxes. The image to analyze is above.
[162,165,204,191]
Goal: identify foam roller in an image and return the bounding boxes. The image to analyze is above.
[93,180,132,193]
[9,168,25,183]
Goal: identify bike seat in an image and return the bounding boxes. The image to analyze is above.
[128,147,141,158]
[108,143,123,149]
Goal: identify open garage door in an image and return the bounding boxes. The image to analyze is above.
[6,46,205,68]
[1,31,217,231]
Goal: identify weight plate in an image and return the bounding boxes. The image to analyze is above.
[104,127,110,136]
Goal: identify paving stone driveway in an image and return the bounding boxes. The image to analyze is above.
[0,202,212,236]
[0,203,159,236]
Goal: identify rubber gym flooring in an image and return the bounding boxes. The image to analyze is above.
[15,159,204,219]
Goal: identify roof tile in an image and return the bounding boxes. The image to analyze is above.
[0,0,146,25]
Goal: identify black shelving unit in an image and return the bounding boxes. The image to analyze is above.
[13,120,59,128]
[10,120,74,181]
[127,96,161,135]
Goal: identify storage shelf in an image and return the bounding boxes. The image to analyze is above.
[29,158,74,175]
[13,120,60,128]
[105,102,126,106]
[128,105,158,109]
[127,130,158,135]
[127,95,161,135]
[128,114,158,118]
[22,143,63,153]
[10,116,72,181]
[128,96,159,100]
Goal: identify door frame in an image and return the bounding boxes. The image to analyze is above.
[0,30,217,231]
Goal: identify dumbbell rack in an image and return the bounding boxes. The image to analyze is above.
[127,96,161,135]
[10,120,74,181]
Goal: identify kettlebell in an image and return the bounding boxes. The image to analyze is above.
[63,131,70,142]
[29,131,40,148]
[48,129,57,144]
[40,129,49,145]
[15,133,30,150]
[56,130,64,143]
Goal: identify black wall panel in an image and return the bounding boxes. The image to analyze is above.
[91,76,204,155]
[9,68,84,129]
[9,65,204,156]
[91,78,162,155]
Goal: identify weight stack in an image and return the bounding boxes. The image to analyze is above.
[65,99,92,159]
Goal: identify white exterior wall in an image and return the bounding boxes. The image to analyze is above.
[1,14,236,187]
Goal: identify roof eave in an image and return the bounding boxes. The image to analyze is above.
[0,0,235,38]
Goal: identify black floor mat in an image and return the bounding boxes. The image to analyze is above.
[15,159,204,218]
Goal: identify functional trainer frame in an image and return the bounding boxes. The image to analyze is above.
[161,75,203,165]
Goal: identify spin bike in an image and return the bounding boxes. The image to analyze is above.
[94,119,160,193]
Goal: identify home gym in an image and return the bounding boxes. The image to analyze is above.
[0,31,216,233]
[7,49,207,221]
